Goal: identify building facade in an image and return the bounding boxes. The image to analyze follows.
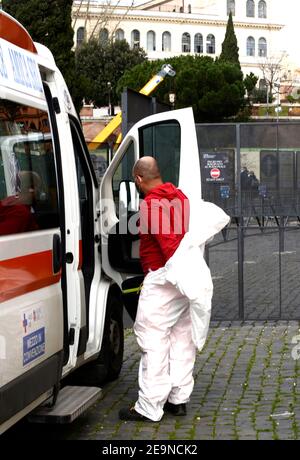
[72,0,285,82]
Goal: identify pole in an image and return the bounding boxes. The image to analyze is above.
[107,82,111,116]
[236,124,244,320]
[277,88,280,122]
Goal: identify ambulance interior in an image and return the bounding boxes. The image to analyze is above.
[107,121,181,275]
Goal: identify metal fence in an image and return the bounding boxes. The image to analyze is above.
[198,122,300,321]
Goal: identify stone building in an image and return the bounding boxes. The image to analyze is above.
[72,0,286,84]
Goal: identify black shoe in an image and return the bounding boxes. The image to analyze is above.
[119,406,156,422]
[164,401,187,416]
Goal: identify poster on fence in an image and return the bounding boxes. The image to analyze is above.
[201,152,231,183]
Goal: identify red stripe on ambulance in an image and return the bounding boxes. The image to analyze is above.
[0,250,61,302]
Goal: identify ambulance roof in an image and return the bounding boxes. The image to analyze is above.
[0,10,37,54]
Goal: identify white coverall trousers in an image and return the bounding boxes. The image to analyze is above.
[134,267,197,422]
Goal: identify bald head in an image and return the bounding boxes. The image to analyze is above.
[18,170,43,205]
[133,157,161,181]
[19,171,42,191]
[133,156,163,195]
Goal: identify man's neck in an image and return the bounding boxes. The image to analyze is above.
[145,179,164,195]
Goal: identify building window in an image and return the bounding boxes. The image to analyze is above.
[206,34,215,54]
[246,0,255,17]
[194,33,203,53]
[115,29,125,41]
[162,31,171,52]
[246,36,255,56]
[258,0,267,18]
[227,0,235,15]
[182,33,191,53]
[258,37,267,57]
[99,28,109,45]
[259,79,267,90]
[131,29,140,48]
[147,31,156,51]
[76,27,85,47]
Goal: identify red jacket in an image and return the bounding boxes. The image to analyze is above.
[139,182,189,274]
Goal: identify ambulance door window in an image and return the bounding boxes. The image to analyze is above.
[112,141,135,217]
[139,121,181,186]
[0,99,59,236]
[69,117,95,326]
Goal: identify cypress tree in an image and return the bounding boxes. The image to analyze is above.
[2,0,83,111]
[219,11,241,69]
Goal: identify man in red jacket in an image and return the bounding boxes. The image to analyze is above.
[119,157,196,422]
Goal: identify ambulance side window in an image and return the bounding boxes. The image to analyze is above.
[139,121,181,186]
[0,99,59,236]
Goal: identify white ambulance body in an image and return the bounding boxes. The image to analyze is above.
[0,11,201,433]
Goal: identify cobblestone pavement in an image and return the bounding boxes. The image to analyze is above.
[4,321,300,440]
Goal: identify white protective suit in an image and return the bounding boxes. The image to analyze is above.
[134,200,230,422]
[165,199,230,351]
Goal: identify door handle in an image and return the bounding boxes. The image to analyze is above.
[52,234,62,274]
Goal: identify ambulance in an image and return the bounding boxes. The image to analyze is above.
[0,11,201,433]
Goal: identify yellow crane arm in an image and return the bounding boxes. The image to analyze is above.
[89,112,122,148]
[88,64,176,150]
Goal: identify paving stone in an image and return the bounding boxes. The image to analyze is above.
[3,321,300,440]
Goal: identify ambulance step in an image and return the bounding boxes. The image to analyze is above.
[27,386,102,424]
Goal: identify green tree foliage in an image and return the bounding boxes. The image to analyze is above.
[244,71,259,106]
[244,72,259,96]
[75,39,146,108]
[219,11,240,69]
[2,0,84,111]
[117,55,245,122]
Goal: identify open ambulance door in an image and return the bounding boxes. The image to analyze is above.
[100,107,201,287]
